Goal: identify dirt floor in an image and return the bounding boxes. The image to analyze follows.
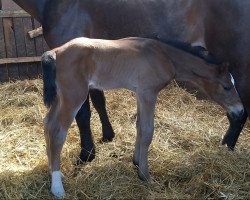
[0,79,249,199]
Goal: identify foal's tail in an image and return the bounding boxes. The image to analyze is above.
[41,51,57,107]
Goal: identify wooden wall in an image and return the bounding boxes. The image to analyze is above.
[2,0,21,10]
[0,0,48,82]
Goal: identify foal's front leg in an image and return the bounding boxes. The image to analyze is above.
[134,91,157,182]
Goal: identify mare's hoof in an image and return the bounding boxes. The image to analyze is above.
[138,173,153,183]
[222,135,235,151]
[138,170,152,183]
[102,124,115,142]
[77,148,96,165]
[132,158,139,167]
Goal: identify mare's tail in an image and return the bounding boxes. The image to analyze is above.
[41,51,57,107]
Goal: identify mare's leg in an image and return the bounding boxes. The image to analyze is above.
[134,90,157,182]
[222,69,249,150]
[76,95,95,163]
[77,89,114,164]
[90,89,115,142]
[222,111,247,150]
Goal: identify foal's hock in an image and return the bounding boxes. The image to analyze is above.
[42,37,243,198]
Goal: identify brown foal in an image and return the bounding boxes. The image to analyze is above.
[42,37,243,198]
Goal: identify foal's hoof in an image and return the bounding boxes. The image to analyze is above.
[51,186,65,199]
[51,171,65,199]
[102,123,115,142]
[77,148,96,164]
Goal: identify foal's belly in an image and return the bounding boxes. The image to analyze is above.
[88,79,137,92]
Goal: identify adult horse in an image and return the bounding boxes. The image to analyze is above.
[13,0,249,161]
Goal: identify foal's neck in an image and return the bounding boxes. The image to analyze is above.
[164,45,214,82]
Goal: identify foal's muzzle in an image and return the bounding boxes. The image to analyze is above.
[228,103,245,120]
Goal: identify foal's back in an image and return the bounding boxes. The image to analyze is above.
[55,37,176,92]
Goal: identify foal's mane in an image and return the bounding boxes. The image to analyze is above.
[147,36,223,65]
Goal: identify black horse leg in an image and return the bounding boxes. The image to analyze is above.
[222,109,248,150]
[90,89,115,142]
[222,70,250,150]
[75,95,95,163]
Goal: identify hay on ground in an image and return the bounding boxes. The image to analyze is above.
[0,79,249,199]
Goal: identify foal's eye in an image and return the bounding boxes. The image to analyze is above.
[223,85,231,91]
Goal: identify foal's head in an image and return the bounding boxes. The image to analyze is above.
[164,40,244,118]
[189,61,243,117]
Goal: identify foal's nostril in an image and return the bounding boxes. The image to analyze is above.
[238,109,247,118]
[234,108,244,118]
[239,109,244,117]
[231,108,245,119]
[228,103,245,119]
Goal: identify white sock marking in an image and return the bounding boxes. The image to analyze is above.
[51,171,65,198]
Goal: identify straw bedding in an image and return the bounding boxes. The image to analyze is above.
[0,79,249,199]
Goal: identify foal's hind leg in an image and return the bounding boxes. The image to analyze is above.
[45,89,88,198]
[44,103,58,172]
[134,90,157,182]
[90,89,115,142]
[44,102,69,198]
[133,100,141,166]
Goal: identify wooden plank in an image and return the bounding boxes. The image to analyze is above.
[0,16,6,58]
[2,18,16,57]
[0,10,30,18]
[34,20,44,74]
[13,17,28,79]
[3,17,19,79]
[43,39,49,52]
[28,26,43,39]
[0,17,9,82]
[34,21,44,55]
[23,17,38,78]
[0,56,41,64]
[2,0,22,11]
